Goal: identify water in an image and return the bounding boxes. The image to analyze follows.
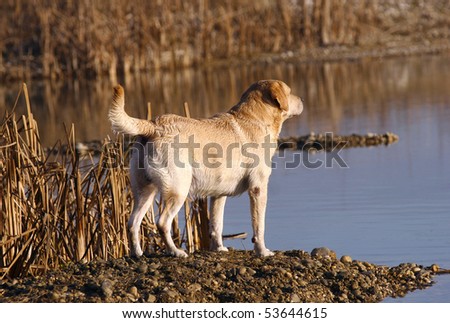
[2,54,450,301]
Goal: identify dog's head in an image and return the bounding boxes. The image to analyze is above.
[238,80,303,122]
[265,80,303,119]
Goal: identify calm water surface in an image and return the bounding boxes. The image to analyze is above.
[2,54,449,302]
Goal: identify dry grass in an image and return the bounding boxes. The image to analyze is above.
[0,84,211,278]
[2,0,449,81]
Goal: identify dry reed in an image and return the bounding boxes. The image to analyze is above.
[2,0,448,81]
[0,84,213,279]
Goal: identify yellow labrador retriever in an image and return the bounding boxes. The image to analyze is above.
[109,80,303,257]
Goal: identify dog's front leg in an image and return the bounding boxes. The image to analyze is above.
[249,183,274,257]
[209,196,228,252]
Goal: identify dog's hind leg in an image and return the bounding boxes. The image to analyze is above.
[209,196,228,252]
[157,192,188,258]
[128,184,158,257]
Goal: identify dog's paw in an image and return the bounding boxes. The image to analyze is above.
[210,244,229,252]
[214,246,229,252]
[255,248,275,257]
[130,247,144,258]
[169,248,189,258]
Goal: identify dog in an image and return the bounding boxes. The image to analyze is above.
[109,80,303,257]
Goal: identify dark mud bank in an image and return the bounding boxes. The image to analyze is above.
[278,132,399,151]
[0,249,440,303]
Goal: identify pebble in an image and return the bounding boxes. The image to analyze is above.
[340,255,352,264]
[311,247,336,259]
[162,290,179,299]
[356,262,367,271]
[290,293,301,303]
[101,279,114,298]
[187,283,202,293]
[147,294,157,303]
[338,293,349,302]
[129,286,139,298]
[137,264,148,274]
[51,292,61,301]
[148,279,159,288]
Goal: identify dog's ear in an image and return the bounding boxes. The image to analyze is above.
[269,82,289,112]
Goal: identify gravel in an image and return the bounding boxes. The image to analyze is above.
[0,249,436,303]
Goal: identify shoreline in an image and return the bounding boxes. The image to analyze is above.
[203,41,450,70]
[3,41,450,83]
[0,249,439,303]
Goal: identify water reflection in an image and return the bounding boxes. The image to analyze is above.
[1,55,450,146]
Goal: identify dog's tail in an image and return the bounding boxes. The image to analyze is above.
[109,85,155,136]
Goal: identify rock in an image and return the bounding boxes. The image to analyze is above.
[161,289,179,301]
[301,258,315,268]
[129,286,139,298]
[338,293,349,302]
[149,263,161,270]
[290,293,301,303]
[355,262,367,271]
[351,282,359,290]
[311,247,336,259]
[51,292,61,302]
[247,268,256,276]
[238,267,247,275]
[147,294,157,303]
[101,279,114,298]
[147,278,159,288]
[137,263,148,274]
[187,283,202,293]
[323,271,336,279]
[337,271,349,280]
[340,255,352,264]
[124,293,138,302]
[298,280,308,287]
[431,264,440,273]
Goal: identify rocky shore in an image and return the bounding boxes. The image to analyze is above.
[0,249,439,303]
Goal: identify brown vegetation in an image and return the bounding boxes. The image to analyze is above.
[1,0,450,81]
